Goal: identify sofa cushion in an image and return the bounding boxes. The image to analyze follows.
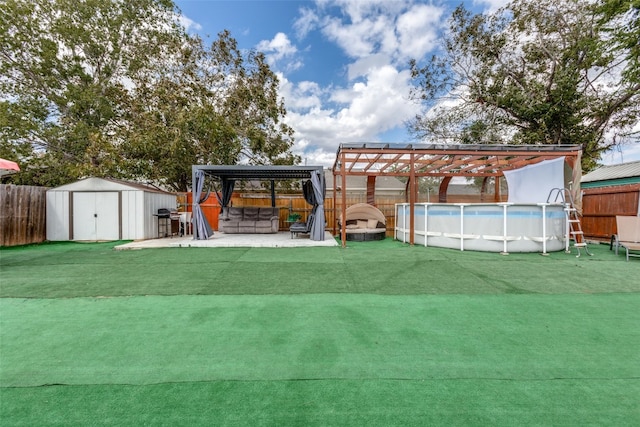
[243,208,259,220]
[221,222,239,233]
[357,220,368,229]
[227,207,243,221]
[368,219,378,228]
[258,208,277,220]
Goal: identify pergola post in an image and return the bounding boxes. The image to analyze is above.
[332,172,337,235]
[340,151,347,247]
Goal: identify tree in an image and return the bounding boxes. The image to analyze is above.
[409,0,640,171]
[0,0,182,186]
[124,31,297,191]
[1,1,297,189]
[599,0,639,83]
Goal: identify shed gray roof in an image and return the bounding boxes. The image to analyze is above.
[49,177,172,193]
[581,161,640,183]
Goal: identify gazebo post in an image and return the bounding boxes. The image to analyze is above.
[270,180,276,207]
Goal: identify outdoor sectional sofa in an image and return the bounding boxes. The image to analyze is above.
[339,203,387,241]
[218,207,280,234]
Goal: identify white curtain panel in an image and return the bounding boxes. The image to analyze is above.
[503,157,565,203]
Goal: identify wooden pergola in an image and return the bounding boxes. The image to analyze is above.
[332,143,582,247]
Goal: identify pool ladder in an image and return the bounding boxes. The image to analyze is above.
[547,188,592,257]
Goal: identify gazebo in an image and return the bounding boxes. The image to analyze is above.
[332,143,583,247]
[191,165,326,241]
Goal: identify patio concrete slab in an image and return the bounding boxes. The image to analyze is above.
[114,231,338,250]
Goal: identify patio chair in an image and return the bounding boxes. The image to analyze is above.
[179,212,192,236]
[613,216,640,261]
[290,213,315,238]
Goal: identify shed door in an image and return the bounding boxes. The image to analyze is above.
[73,192,120,241]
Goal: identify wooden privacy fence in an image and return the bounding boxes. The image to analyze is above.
[179,192,404,235]
[179,191,488,237]
[581,183,640,241]
[0,185,48,247]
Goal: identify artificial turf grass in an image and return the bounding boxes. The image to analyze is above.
[2,293,638,387]
[2,241,639,426]
[3,378,639,426]
[0,240,638,298]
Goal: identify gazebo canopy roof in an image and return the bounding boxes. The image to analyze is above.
[333,143,581,177]
[193,165,324,181]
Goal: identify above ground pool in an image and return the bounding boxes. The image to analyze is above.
[395,203,568,253]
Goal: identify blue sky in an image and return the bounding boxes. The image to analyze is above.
[174,0,639,167]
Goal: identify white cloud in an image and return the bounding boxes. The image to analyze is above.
[601,143,640,164]
[347,54,392,80]
[322,13,394,59]
[278,74,325,111]
[294,7,320,38]
[281,64,422,167]
[396,3,444,60]
[256,33,303,72]
[601,122,640,165]
[177,15,202,32]
[473,0,510,13]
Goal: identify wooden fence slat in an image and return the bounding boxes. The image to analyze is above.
[1,184,48,246]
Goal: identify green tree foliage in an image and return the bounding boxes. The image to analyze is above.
[0,0,181,185]
[125,30,297,191]
[599,0,639,83]
[1,0,296,189]
[409,0,640,171]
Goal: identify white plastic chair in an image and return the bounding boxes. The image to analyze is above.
[180,212,193,236]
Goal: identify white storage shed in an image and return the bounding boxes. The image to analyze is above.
[47,177,177,241]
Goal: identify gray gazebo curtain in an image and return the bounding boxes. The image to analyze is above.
[310,170,326,241]
[302,179,315,205]
[215,178,235,217]
[193,170,213,240]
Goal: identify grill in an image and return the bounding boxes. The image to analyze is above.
[154,208,179,237]
[157,208,171,218]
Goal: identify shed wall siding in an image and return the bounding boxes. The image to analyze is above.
[46,190,70,241]
[120,190,145,240]
[144,192,177,239]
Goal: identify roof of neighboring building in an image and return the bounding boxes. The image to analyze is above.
[582,161,640,184]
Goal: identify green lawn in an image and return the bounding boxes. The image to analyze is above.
[1,240,639,425]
